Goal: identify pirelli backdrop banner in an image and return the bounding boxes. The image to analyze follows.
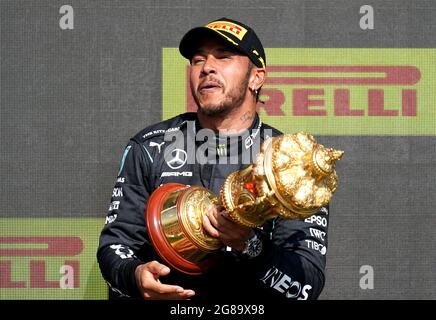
[164,48,436,135]
[1,0,436,300]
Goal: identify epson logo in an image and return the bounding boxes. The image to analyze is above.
[161,171,193,177]
[304,215,328,227]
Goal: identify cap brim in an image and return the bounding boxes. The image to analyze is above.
[179,27,247,62]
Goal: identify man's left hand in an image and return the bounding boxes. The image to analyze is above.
[203,205,253,251]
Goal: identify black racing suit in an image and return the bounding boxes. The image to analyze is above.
[97,112,329,301]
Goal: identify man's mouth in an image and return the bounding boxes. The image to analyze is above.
[199,80,223,94]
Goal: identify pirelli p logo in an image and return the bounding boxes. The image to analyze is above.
[0,236,83,289]
[206,20,248,40]
[163,48,436,135]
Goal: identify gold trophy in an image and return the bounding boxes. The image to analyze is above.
[146,132,344,275]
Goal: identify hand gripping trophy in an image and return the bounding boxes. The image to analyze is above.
[146,132,344,275]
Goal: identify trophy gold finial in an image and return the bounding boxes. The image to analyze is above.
[221,132,344,225]
[312,146,344,177]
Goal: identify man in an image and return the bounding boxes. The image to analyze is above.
[97,17,329,300]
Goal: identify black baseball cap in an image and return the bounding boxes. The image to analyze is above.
[179,17,266,68]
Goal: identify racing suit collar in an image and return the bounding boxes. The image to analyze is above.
[193,112,261,137]
[192,113,262,158]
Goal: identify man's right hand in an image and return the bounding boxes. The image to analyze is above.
[134,261,195,300]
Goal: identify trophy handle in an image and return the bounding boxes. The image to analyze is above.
[146,183,219,275]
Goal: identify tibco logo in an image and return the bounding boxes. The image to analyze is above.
[0,236,83,289]
[305,239,327,255]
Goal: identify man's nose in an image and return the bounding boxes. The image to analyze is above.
[201,55,217,74]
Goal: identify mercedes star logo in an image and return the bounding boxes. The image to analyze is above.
[166,149,187,169]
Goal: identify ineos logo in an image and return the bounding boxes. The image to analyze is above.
[166,149,187,169]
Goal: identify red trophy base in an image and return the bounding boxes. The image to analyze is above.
[146,183,220,275]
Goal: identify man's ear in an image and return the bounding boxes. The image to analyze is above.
[249,67,266,91]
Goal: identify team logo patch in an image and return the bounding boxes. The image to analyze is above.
[149,141,165,153]
[166,149,188,169]
[206,20,247,40]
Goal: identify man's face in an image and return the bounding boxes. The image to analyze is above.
[189,36,253,117]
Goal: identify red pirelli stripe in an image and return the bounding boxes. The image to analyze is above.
[265,66,420,85]
[0,236,83,256]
